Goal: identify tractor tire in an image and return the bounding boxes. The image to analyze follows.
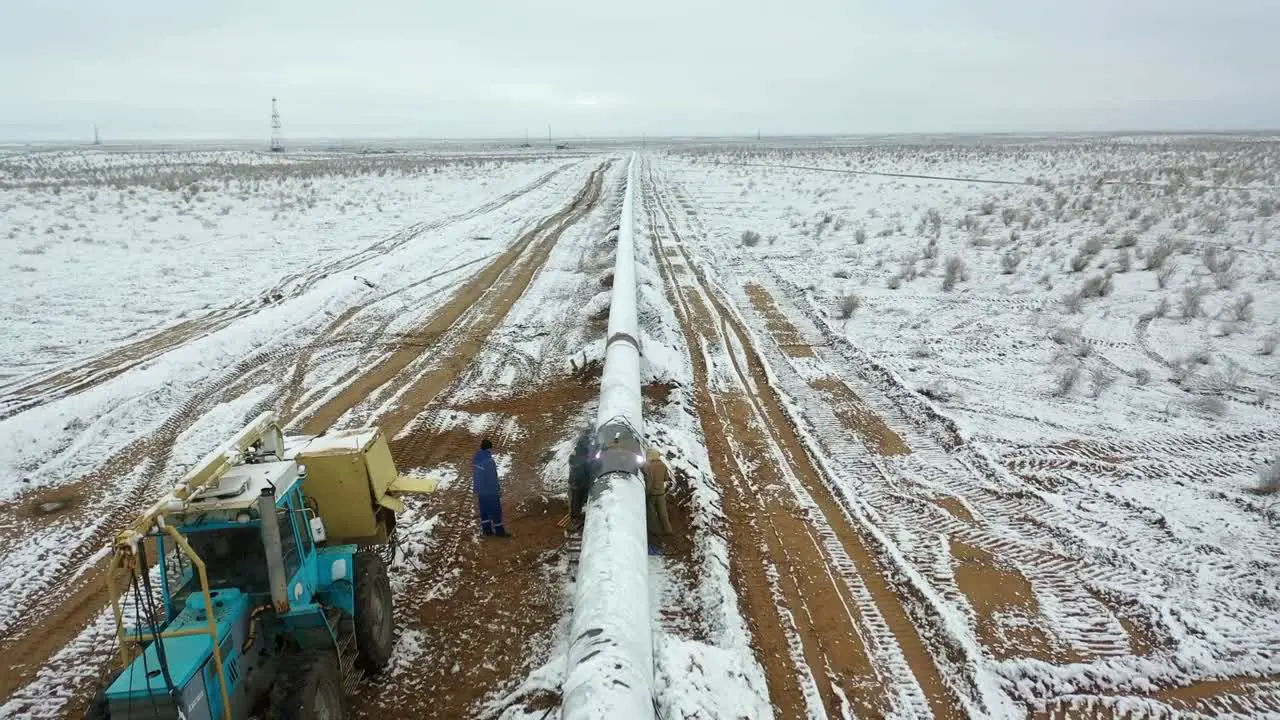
[269,651,345,720]
[353,551,394,673]
[82,667,123,720]
[82,688,109,720]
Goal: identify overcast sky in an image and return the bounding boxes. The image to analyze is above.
[3,0,1278,140]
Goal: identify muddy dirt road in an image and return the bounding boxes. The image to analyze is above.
[0,161,610,717]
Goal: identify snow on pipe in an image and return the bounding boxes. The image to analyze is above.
[562,155,655,720]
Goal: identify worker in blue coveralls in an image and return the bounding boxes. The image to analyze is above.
[567,428,596,531]
[472,438,510,537]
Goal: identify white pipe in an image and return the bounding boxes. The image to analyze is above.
[562,154,655,719]
[597,153,643,434]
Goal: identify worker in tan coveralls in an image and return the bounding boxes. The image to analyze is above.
[644,448,673,534]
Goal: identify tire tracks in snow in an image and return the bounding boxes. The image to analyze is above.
[0,161,604,713]
[669,193,1280,713]
[0,162,574,419]
[294,161,608,439]
[644,161,962,719]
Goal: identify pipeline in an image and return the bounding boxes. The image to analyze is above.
[560,154,655,719]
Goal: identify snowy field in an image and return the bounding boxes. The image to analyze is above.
[0,149,574,379]
[1,137,1278,719]
[651,138,1280,716]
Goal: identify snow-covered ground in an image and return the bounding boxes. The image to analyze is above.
[0,148,602,718]
[0,150,570,379]
[657,138,1280,715]
[3,138,1278,719]
[0,152,593,501]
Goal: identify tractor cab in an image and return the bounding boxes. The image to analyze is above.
[89,413,418,720]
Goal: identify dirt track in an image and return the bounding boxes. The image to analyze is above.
[643,165,961,719]
[0,164,575,422]
[6,152,1278,719]
[0,162,607,715]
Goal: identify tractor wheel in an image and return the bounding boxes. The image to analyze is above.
[353,551,394,673]
[82,687,109,720]
[269,651,345,720]
[82,667,123,719]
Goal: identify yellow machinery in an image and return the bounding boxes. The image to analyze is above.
[292,427,436,545]
[89,412,434,720]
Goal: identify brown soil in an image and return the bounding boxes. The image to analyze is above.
[645,171,962,719]
[809,377,911,456]
[934,497,976,524]
[352,376,598,718]
[1154,675,1280,715]
[1084,587,1164,658]
[740,283,909,456]
[0,165,608,711]
[298,163,608,438]
[744,283,816,358]
[950,540,1069,663]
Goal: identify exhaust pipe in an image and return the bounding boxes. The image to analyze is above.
[257,488,291,614]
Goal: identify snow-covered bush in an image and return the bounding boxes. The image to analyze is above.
[1157,263,1176,289]
[1259,454,1280,492]
[1079,272,1114,299]
[1261,332,1279,356]
[942,256,968,291]
[854,226,867,244]
[837,294,862,319]
[1214,268,1239,290]
[1053,364,1081,396]
[1200,213,1227,235]
[1203,245,1237,274]
[1230,293,1255,322]
[1051,326,1081,345]
[741,230,762,247]
[1145,237,1176,270]
[1090,367,1118,398]
[1151,296,1170,318]
[1190,395,1228,416]
[1180,284,1209,319]
[1134,367,1152,386]
[1000,250,1023,274]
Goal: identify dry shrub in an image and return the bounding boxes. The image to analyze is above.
[1189,395,1227,416]
[1053,364,1081,396]
[1088,367,1116,398]
[1079,272,1114,299]
[1230,292,1254,322]
[838,294,862,319]
[942,256,968,291]
[1260,332,1279,356]
[1180,284,1209,319]
[1145,237,1176,270]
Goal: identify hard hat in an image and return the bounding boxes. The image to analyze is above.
[646,448,660,461]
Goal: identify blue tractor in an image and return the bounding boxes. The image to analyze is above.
[85,413,428,720]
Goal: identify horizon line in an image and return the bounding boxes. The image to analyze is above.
[5,129,1280,146]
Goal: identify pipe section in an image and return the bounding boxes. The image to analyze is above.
[561,155,655,719]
